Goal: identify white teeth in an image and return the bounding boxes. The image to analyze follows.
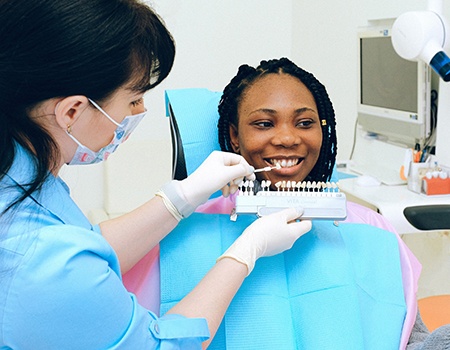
[270,159,299,168]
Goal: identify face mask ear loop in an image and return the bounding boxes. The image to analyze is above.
[88,98,120,127]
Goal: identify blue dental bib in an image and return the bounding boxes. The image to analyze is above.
[160,213,406,349]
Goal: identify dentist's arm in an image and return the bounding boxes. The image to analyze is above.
[100,151,255,273]
[166,207,312,348]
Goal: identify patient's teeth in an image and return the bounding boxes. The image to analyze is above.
[269,158,299,168]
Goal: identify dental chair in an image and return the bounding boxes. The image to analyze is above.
[404,205,450,231]
[165,88,222,181]
[403,205,450,331]
[162,88,415,349]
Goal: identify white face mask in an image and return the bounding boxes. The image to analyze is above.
[67,98,146,165]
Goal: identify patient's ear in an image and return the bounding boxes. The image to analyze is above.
[229,123,240,153]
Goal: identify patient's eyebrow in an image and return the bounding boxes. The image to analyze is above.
[293,107,317,115]
[251,107,318,115]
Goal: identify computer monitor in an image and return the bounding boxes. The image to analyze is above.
[357,27,432,148]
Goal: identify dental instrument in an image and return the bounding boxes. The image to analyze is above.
[253,164,282,173]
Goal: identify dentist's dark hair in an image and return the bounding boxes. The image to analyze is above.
[0,0,175,214]
[218,57,337,183]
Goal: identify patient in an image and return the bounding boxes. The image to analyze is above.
[199,57,397,230]
[124,58,423,348]
[195,57,423,348]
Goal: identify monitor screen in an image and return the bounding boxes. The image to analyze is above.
[360,36,418,114]
[357,27,431,147]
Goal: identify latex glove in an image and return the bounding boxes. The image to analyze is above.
[217,207,312,275]
[160,151,255,218]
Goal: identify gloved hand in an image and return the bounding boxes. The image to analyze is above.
[160,151,255,218]
[217,207,312,275]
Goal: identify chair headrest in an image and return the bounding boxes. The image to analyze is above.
[165,88,222,179]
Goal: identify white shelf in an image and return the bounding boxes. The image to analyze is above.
[339,177,450,234]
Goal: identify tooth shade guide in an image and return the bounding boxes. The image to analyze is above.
[238,180,341,195]
[249,181,255,195]
[234,180,347,221]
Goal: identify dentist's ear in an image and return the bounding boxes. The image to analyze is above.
[54,95,90,131]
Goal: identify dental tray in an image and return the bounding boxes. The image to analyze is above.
[231,180,347,221]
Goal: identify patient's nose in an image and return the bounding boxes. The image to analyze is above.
[272,126,301,147]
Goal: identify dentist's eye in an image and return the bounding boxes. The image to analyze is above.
[131,98,144,107]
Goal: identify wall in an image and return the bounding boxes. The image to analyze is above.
[62,0,295,216]
[63,0,433,217]
[288,0,450,298]
[291,0,427,161]
[59,0,450,297]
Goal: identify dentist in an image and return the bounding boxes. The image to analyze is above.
[0,1,311,349]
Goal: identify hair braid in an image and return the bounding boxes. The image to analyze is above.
[218,57,337,182]
[218,64,257,151]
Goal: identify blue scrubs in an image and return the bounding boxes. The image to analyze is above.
[0,145,209,349]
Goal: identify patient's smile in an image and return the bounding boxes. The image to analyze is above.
[260,157,306,186]
[268,158,300,168]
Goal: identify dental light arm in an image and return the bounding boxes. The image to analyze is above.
[392,0,450,81]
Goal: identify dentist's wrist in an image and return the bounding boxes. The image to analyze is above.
[157,180,196,219]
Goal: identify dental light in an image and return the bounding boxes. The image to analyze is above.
[392,0,450,81]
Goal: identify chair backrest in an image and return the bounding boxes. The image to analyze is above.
[165,88,222,180]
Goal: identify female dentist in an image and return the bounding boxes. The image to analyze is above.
[0,1,311,349]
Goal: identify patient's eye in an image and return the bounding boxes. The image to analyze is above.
[253,120,274,128]
[296,119,315,128]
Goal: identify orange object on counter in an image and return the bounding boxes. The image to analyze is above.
[418,295,450,331]
[423,177,450,195]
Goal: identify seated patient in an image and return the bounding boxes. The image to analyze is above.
[199,57,395,232]
[195,58,421,348]
[124,58,422,349]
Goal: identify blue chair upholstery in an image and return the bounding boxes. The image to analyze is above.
[165,88,222,180]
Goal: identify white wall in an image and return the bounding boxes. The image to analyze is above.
[291,0,428,161]
[62,0,432,217]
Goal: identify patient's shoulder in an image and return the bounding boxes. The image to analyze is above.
[344,201,397,233]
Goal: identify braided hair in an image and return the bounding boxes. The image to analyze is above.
[218,57,337,183]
